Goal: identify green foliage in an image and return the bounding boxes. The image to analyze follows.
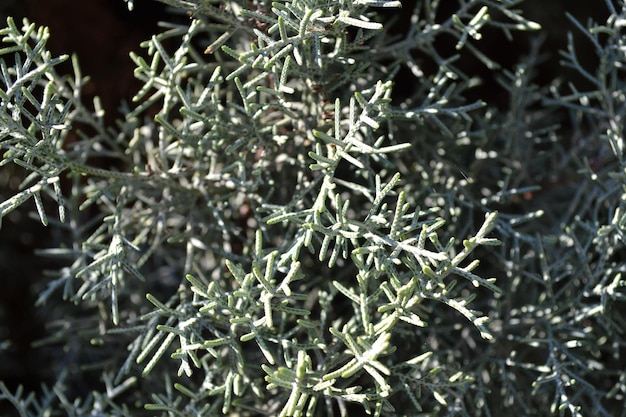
[1,0,626,416]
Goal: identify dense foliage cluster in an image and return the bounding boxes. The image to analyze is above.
[1,0,625,415]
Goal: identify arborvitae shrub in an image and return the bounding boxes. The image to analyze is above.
[1,0,625,416]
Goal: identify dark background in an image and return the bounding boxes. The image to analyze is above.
[0,0,607,409]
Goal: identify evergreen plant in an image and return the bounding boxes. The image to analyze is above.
[1,0,625,416]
